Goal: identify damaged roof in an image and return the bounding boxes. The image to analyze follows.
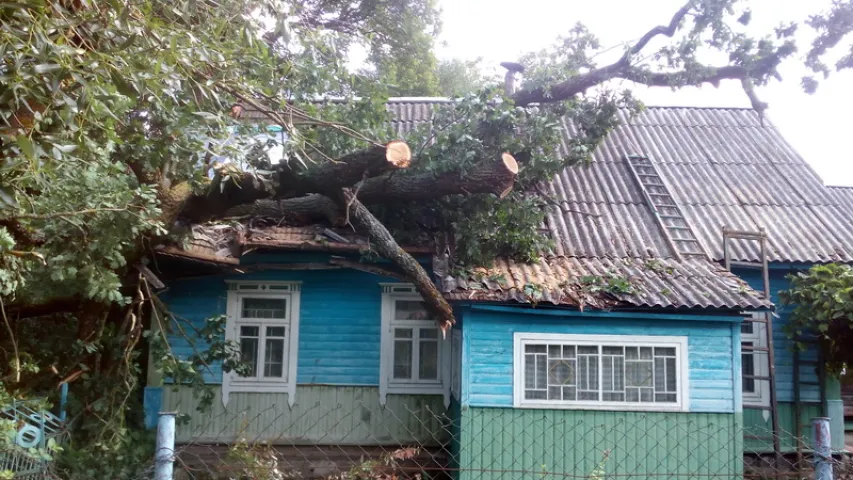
[169,99,853,311]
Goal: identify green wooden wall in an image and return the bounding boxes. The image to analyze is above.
[456,408,743,480]
[743,403,822,453]
[162,385,450,445]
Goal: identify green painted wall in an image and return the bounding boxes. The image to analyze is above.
[456,408,743,480]
[162,385,450,445]
[743,403,823,453]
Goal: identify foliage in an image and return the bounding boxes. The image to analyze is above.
[378,87,639,266]
[779,263,853,373]
[435,58,493,97]
[3,0,853,476]
[147,313,250,413]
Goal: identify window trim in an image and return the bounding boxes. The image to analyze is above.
[222,281,301,407]
[512,333,690,412]
[379,284,451,406]
[741,312,770,407]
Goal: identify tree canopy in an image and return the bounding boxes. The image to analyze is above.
[2,0,853,476]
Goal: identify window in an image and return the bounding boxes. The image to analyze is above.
[741,312,770,407]
[513,333,688,411]
[222,282,301,406]
[379,284,450,405]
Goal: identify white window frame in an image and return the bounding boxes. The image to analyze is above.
[222,281,301,407]
[379,284,451,406]
[513,333,689,412]
[741,312,770,407]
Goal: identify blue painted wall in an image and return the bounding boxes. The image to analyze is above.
[160,253,401,386]
[733,267,820,403]
[459,308,741,413]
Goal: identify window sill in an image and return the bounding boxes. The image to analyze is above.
[514,401,688,413]
[226,383,292,394]
[386,384,448,396]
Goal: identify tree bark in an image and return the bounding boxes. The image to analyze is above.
[181,140,411,222]
[355,152,518,203]
[223,194,343,224]
[231,153,518,220]
[336,189,455,331]
[278,140,411,197]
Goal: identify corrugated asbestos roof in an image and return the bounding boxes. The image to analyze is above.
[384,100,853,263]
[443,256,767,310]
[176,99,853,310]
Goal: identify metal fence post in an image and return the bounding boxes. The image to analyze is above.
[154,412,176,480]
[812,417,833,480]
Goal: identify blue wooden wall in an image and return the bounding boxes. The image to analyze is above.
[458,308,742,413]
[732,266,820,403]
[161,253,400,386]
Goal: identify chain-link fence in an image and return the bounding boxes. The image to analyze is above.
[133,395,848,480]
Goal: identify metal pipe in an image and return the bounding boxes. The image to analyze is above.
[812,417,833,480]
[154,412,177,480]
[59,382,68,422]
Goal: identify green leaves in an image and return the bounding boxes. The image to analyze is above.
[15,135,34,159]
[781,263,853,374]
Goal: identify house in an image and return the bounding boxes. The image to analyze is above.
[144,101,850,479]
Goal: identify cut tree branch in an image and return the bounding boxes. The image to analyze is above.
[230,153,519,220]
[181,140,411,222]
[336,189,455,331]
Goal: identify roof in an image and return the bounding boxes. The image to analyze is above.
[444,256,767,310]
[165,100,829,311]
[385,100,853,264]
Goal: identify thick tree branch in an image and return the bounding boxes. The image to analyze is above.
[511,2,777,113]
[512,2,692,106]
[278,140,411,198]
[337,189,454,331]
[180,141,411,222]
[223,194,343,224]
[235,154,519,220]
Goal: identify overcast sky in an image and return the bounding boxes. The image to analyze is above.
[435,0,853,186]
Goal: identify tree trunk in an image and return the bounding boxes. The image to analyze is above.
[278,140,411,197]
[235,153,519,220]
[337,189,455,331]
[181,141,411,222]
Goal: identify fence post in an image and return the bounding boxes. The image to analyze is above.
[154,412,176,480]
[812,417,833,480]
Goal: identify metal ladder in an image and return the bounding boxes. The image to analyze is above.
[624,155,707,260]
[722,228,782,463]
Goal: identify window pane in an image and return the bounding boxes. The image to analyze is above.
[742,342,756,393]
[420,328,438,339]
[655,347,676,357]
[626,359,652,387]
[394,328,413,339]
[239,337,258,377]
[393,340,413,379]
[395,300,433,320]
[419,339,438,380]
[548,358,575,386]
[264,338,285,378]
[240,326,259,337]
[266,326,286,337]
[665,357,677,392]
[741,320,754,335]
[242,298,287,319]
[526,345,546,354]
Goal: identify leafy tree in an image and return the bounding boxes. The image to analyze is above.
[435,58,493,97]
[780,264,853,374]
[2,0,853,475]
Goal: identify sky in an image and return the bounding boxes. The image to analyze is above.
[435,0,853,186]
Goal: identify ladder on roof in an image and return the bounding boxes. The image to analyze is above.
[722,228,783,465]
[624,155,707,260]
